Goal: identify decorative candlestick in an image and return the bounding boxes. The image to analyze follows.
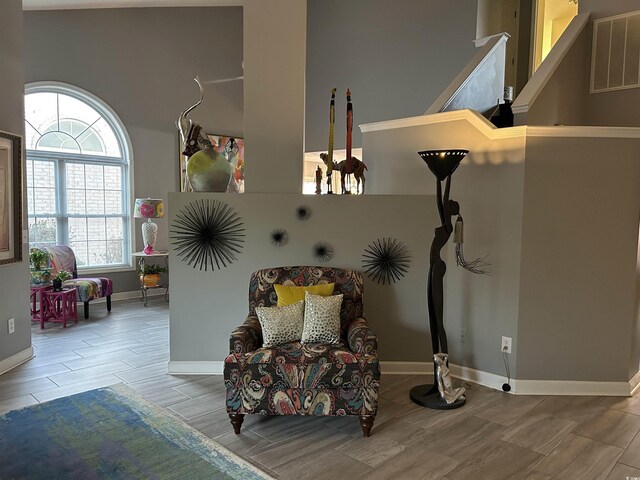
[345,89,354,175]
[326,88,336,194]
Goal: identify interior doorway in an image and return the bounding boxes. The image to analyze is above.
[532,0,578,72]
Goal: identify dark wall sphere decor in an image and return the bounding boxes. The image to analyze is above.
[362,237,411,285]
[170,199,245,271]
[296,206,312,221]
[270,229,289,247]
[312,242,334,262]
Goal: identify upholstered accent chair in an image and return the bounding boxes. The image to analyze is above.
[224,266,380,437]
[44,246,113,319]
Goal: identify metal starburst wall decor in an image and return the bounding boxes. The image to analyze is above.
[171,199,245,271]
[362,237,411,285]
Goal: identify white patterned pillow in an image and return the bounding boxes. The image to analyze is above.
[301,292,343,344]
[256,300,305,348]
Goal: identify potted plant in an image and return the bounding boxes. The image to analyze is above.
[29,248,52,284]
[52,270,72,292]
[138,264,167,288]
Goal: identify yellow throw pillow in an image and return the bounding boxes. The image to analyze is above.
[275,283,335,306]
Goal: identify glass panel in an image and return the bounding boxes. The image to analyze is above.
[88,241,108,266]
[28,217,57,247]
[24,92,58,138]
[70,241,88,267]
[37,131,81,153]
[104,166,122,191]
[66,163,85,189]
[77,128,105,155]
[86,190,105,215]
[68,217,87,242]
[87,217,106,241]
[91,117,121,157]
[105,240,123,265]
[30,161,56,215]
[66,189,86,215]
[104,191,122,214]
[25,122,40,151]
[106,218,123,240]
[58,93,100,128]
[85,164,104,189]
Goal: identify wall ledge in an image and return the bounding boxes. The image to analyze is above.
[0,346,35,376]
[360,109,640,140]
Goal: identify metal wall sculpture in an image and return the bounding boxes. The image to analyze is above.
[296,206,312,221]
[312,242,334,263]
[362,237,411,285]
[270,229,289,247]
[171,199,245,271]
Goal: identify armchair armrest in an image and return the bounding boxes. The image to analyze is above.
[348,317,378,355]
[229,315,263,354]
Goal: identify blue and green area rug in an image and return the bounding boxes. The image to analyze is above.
[0,384,273,479]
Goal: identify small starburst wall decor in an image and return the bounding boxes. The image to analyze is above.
[170,199,245,271]
[312,242,334,263]
[362,237,411,285]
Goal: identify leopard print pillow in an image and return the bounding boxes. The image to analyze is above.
[256,300,305,348]
[301,292,343,344]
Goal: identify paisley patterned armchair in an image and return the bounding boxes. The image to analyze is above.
[44,246,113,319]
[224,266,380,437]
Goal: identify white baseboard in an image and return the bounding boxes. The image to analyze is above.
[167,360,223,375]
[379,361,634,396]
[0,346,35,375]
[91,289,167,304]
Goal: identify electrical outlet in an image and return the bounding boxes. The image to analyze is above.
[501,336,512,354]
[460,328,467,343]
[7,318,15,334]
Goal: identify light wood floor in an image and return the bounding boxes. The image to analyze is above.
[2,299,640,479]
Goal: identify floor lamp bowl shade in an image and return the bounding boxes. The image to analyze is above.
[134,198,165,253]
[418,150,469,181]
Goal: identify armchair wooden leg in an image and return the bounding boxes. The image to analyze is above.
[83,302,89,319]
[106,295,112,312]
[359,415,375,437]
[229,413,244,434]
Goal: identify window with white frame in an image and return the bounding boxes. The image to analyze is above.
[24,83,132,270]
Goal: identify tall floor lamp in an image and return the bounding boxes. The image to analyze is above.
[410,149,469,410]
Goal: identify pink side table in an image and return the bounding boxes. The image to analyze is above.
[43,287,78,328]
[30,284,53,329]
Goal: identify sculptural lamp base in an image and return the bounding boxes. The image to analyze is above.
[409,384,466,410]
[141,219,158,253]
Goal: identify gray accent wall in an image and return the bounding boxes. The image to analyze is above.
[305,0,478,152]
[516,136,640,382]
[0,0,30,367]
[23,7,243,293]
[168,192,437,364]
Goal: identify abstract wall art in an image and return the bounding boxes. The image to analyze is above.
[171,199,245,271]
[362,237,411,285]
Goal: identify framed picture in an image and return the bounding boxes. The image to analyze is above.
[179,134,245,193]
[0,131,22,266]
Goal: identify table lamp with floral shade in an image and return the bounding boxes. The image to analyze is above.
[134,198,165,254]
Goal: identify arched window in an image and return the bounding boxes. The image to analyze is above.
[25,82,133,270]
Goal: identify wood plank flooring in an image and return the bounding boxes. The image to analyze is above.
[2,299,640,479]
